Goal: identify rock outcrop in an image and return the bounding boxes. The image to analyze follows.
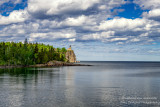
[65,46,76,63]
[46,61,90,66]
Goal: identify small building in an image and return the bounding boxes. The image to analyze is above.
[65,45,76,63]
[67,45,72,51]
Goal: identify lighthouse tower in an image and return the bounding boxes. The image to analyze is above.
[65,45,76,63]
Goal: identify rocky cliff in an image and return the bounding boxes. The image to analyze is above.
[65,49,76,63]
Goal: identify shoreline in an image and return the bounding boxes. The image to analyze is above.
[0,61,91,69]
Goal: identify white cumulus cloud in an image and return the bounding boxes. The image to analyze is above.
[98,18,146,31]
[28,0,100,17]
[61,15,96,27]
[80,31,115,41]
[0,10,28,25]
[134,0,160,10]
[29,29,76,42]
[143,9,160,21]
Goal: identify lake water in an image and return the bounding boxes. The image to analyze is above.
[0,61,160,107]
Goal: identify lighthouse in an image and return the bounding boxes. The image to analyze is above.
[65,45,76,63]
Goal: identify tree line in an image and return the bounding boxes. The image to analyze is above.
[0,39,67,66]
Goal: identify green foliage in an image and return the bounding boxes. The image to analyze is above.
[0,40,67,66]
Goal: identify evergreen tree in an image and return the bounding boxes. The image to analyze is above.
[0,39,67,66]
[24,38,28,45]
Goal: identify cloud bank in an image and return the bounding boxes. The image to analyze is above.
[0,0,160,60]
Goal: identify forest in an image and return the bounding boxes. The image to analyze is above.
[0,39,67,66]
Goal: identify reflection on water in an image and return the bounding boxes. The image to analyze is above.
[0,62,160,107]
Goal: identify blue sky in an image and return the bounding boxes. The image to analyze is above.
[0,0,160,61]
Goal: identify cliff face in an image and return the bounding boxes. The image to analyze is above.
[65,50,76,63]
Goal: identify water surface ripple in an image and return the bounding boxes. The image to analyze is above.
[0,61,160,107]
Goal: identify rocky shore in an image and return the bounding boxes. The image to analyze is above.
[0,61,91,69]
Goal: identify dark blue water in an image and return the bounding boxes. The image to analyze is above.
[0,61,160,107]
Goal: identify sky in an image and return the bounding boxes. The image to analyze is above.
[0,0,160,61]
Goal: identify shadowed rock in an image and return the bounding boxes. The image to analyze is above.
[66,45,76,63]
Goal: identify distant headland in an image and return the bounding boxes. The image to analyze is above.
[0,39,89,68]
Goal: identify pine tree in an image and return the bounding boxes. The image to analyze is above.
[0,39,67,65]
